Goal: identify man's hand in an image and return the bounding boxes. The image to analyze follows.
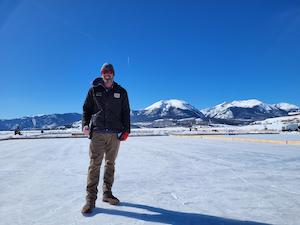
[82,125,90,135]
[118,132,129,141]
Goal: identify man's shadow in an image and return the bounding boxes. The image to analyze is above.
[84,202,271,225]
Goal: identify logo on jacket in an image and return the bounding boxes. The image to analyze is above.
[114,93,121,98]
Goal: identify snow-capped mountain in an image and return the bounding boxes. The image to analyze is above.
[71,120,82,129]
[202,99,300,125]
[0,113,81,131]
[1,99,299,130]
[131,99,205,122]
[272,103,300,113]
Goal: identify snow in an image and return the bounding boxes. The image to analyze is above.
[145,99,190,112]
[72,120,82,129]
[213,99,269,111]
[227,133,300,141]
[142,99,204,120]
[204,99,272,119]
[0,130,84,141]
[201,102,232,119]
[218,109,234,119]
[32,118,37,127]
[1,112,299,142]
[202,99,299,120]
[241,115,300,131]
[1,136,300,225]
[145,101,164,111]
[21,114,46,119]
[1,113,299,142]
[229,99,266,108]
[208,99,297,111]
[273,103,299,111]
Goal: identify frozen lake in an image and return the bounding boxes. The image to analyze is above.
[228,133,300,141]
[0,136,299,225]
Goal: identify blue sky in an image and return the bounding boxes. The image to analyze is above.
[0,0,299,119]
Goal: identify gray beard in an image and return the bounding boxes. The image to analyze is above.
[104,78,112,82]
[103,77,113,83]
[103,78,114,88]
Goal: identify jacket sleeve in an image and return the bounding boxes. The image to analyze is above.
[82,88,94,129]
[122,90,131,133]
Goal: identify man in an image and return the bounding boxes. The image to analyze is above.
[81,63,130,214]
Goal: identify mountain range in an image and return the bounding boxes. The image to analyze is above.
[0,99,299,130]
[201,99,299,125]
[0,113,82,131]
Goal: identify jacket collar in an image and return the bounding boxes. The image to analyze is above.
[92,77,118,89]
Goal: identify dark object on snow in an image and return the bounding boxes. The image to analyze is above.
[14,126,21,135]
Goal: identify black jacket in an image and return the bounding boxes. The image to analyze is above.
[82,78,130,133]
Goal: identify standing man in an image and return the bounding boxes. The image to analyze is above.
[81,63,130,214]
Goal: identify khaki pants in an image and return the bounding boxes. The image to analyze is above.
[85,133,120,202]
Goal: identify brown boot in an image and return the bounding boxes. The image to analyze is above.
[102,191,120,205]
[81,201,95,214]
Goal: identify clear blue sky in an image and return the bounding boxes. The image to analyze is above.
[0,0,299,119]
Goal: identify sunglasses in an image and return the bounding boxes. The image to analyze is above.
[102,70,113,74]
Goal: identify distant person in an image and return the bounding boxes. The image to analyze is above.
[14,125,21,135]
[81,63,131,214]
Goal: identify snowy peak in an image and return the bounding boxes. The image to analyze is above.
[145,99,189,111]
[227,99,271,109]
[132,99,205,122]
[204,99,271,120]
[273,103,299,112]
[202,99,300,124]
[144,99,198,114]
[214,99,272,111]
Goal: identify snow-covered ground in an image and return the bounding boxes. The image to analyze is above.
[0,136,300,225]
[0,129,83,140]
[227,133,300,141]
[1,113,299,141]
[241,115,300,131]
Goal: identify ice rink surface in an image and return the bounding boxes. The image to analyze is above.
[0,136,299,225]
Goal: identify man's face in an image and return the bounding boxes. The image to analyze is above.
[101,69,114,83]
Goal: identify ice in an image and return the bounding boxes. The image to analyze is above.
[0,136,299,225]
